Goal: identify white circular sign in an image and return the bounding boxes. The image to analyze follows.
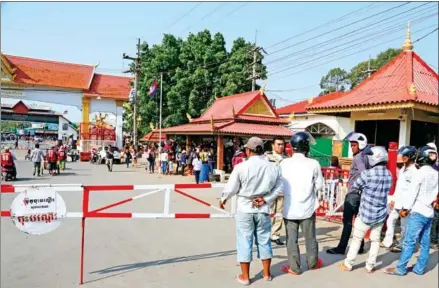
[9,187,67,235]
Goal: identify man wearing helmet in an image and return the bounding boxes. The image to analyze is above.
[381,146,418,252]
[327,132,370,255]
[340,146,392,273]
[385,145,438,276]
[279,132,324,275]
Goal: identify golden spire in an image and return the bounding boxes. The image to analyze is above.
[210,116,215,130]
[232,106,236,117]
[308,97,314,104]
[409,83,416,95]
[186,113,192,122]
[402,22,413,51]
[149,122,155,130]
[260,83,266,95]
[288,112,295,122]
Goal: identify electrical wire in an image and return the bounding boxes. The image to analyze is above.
[181,3,228,33]
[210,2,249,26]
[267,13,438,76]
[413,27,439,43]
[266,2,415,56]
[266,4,437,67]
[266,2,380,49]
[164,2,204,31]
[270,24,438,82]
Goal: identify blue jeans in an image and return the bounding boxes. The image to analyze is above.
[161,161,168,174]
[396,212,433,275]
[236,213,272,263]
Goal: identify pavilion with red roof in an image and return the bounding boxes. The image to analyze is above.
[162,89,292,170]
[1,54,132,152]
[305,24,438,148]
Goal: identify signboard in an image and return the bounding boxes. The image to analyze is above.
[9,187,67,235]
[0,89,25,98]
[32,123,45,129]
[47,123,59,131]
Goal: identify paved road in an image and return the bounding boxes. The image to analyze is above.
[1,152,438,288]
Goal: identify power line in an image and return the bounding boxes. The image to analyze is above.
[266,4,436,67]
[270,24,438,82]
[164,2,204,31]
[413,27,439,43]
[266,2,413,56]
[181,3,228,33]
[210,2,249,25]
[267,13,438,76]
[266,2,380,49]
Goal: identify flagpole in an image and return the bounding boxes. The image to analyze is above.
[158,72,163,175]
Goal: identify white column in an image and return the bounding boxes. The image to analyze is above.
[115,106,123,148]
[58,116,63,141]
[398,118,411,147]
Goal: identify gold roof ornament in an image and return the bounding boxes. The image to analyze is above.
[402,22,413,51]
[232,106,236,117]
[186,113,192,122]
[308,97,314,104]
[210,116,215,130]
[288,112,295,122]
[409,83,417,95]
[149,122,155,130]
[260,83,267,95]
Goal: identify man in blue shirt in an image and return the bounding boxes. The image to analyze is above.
[340,146,392,273]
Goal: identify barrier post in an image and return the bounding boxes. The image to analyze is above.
[80,187,90,285]
[387,142,398,196]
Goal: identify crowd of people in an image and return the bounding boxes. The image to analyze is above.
[218,131,438,285]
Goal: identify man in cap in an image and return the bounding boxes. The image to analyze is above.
[265,137,288,245]
[327,132,370,255]
[220,137,283,285]
[385,145,438,276]
[381,146,418,252]
[279,131,324,275]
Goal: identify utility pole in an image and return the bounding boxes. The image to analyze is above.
[247,30,267,91]
[362,54,376,78]
[123,38,141,149]
[158,72,163,175]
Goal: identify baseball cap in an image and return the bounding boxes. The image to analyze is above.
[244,137,263,150]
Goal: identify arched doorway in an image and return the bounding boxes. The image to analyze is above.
[306,122,336,167]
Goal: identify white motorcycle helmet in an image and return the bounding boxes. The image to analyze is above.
[364,146,388,167]
[427,142,437,151]
[346,132,368,150]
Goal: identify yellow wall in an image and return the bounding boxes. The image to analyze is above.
[351,109,402,121]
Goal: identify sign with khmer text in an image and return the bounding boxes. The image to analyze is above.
[9,187,67,235]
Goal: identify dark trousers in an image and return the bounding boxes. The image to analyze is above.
[194,170,200,184]
[148,160,155,173]
[180,163,186,175]
[337,193,364,253]
[33,162,41,176]
[431,209,439,244]
[284,214,319,274]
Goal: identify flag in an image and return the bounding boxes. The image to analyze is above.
[148,80,158,97]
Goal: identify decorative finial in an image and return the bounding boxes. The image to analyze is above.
[288,112,295,122]
[186,113,192,122]
[402,22,413,51]
[260,83,266,95]
[308,97,314,104]
[232,106,236,117]
[409,83,416,95]
[150,122,155,130]
[94,61,100,68]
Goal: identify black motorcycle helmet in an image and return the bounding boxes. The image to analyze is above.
[416,145,438,166]
[290,131,316,154]
[398,146,417,162]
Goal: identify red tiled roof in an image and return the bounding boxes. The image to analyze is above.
[84,74,132,100]
[218,122,292,137]
[192,91,279,123]
[276,99,308,115]
[308,51,438,110]
[3,54,94,90]
[235,115,289,124]
[276,91,344,114]
[139,131,167,142]
[162,120,292,138]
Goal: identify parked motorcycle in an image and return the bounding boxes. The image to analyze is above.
[1,166,16,181]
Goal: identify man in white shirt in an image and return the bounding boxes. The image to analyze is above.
[265,137,288,246]
[381,146,418,251]
[220,137,283,285]
[280,132,324,276]
[385,145,439,276]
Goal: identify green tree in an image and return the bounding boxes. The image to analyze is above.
[319,67,350,95]
[348,48,402,89]
[124,30,267,138]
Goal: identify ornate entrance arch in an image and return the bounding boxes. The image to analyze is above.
[306,122,336,136]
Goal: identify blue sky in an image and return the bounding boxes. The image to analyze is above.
[1,1,438,122]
